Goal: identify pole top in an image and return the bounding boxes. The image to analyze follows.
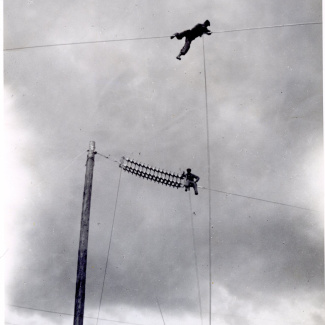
[87,141,96,158]
[89,141,96,151]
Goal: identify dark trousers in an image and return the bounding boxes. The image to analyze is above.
[184,180,198,194]
[174,31,192,56]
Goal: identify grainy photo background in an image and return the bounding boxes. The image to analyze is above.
[3,1,324,324]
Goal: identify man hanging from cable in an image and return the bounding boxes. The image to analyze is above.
[181,168,200,195]
[171,20,212,60]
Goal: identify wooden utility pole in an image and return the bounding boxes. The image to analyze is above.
[73,141,96,325]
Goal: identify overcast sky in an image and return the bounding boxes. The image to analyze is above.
[3,1,324,324]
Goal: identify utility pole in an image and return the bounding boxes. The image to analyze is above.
[73,141,96,325]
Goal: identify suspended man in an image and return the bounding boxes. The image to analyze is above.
[181,169,200,195]
[171,20,212,60]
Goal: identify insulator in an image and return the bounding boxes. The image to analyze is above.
[120,157,189,190]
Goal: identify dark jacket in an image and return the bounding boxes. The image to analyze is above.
[181,172,200,182]
[188,24,211,40]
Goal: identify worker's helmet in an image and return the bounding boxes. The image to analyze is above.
[187,168,191,173]
[204,20,210,27]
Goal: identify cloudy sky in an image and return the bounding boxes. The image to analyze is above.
[3,1,324,324]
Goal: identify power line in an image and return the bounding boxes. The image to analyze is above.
[198,186,320,212]
[96,151,121,164]
[211,21,321,35]
[7,304,74,317]
[3,21,321,52]
[7,304,144,325]
[3,35,170,52]
[96,168,122,324]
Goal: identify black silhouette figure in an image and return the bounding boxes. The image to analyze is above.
[171,20,212,60]
[181,168,200,195]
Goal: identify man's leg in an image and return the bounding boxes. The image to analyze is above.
[171,30,188,39]
[193,182,198,195]
[177,38,191,60]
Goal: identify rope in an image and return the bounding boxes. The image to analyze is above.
[188,193,203,325]
[96,168,122,325]
[198,186,319,212]
[156,297,166,325]
[3,21,321,52]
[202,36,212,325]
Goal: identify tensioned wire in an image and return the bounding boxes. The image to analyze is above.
[7,304,143,325]
[202,35,212,325]
[188,192,203,325]
[96,168,123,325]
[97,151,320,211]
[198,186,319,212]
[3,22,321,52]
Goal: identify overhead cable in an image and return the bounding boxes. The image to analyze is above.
[3,22,321,52]
[7,304,144,325]
[96,169,122,325]
[198,186,320,212]
[202,37,212,325]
